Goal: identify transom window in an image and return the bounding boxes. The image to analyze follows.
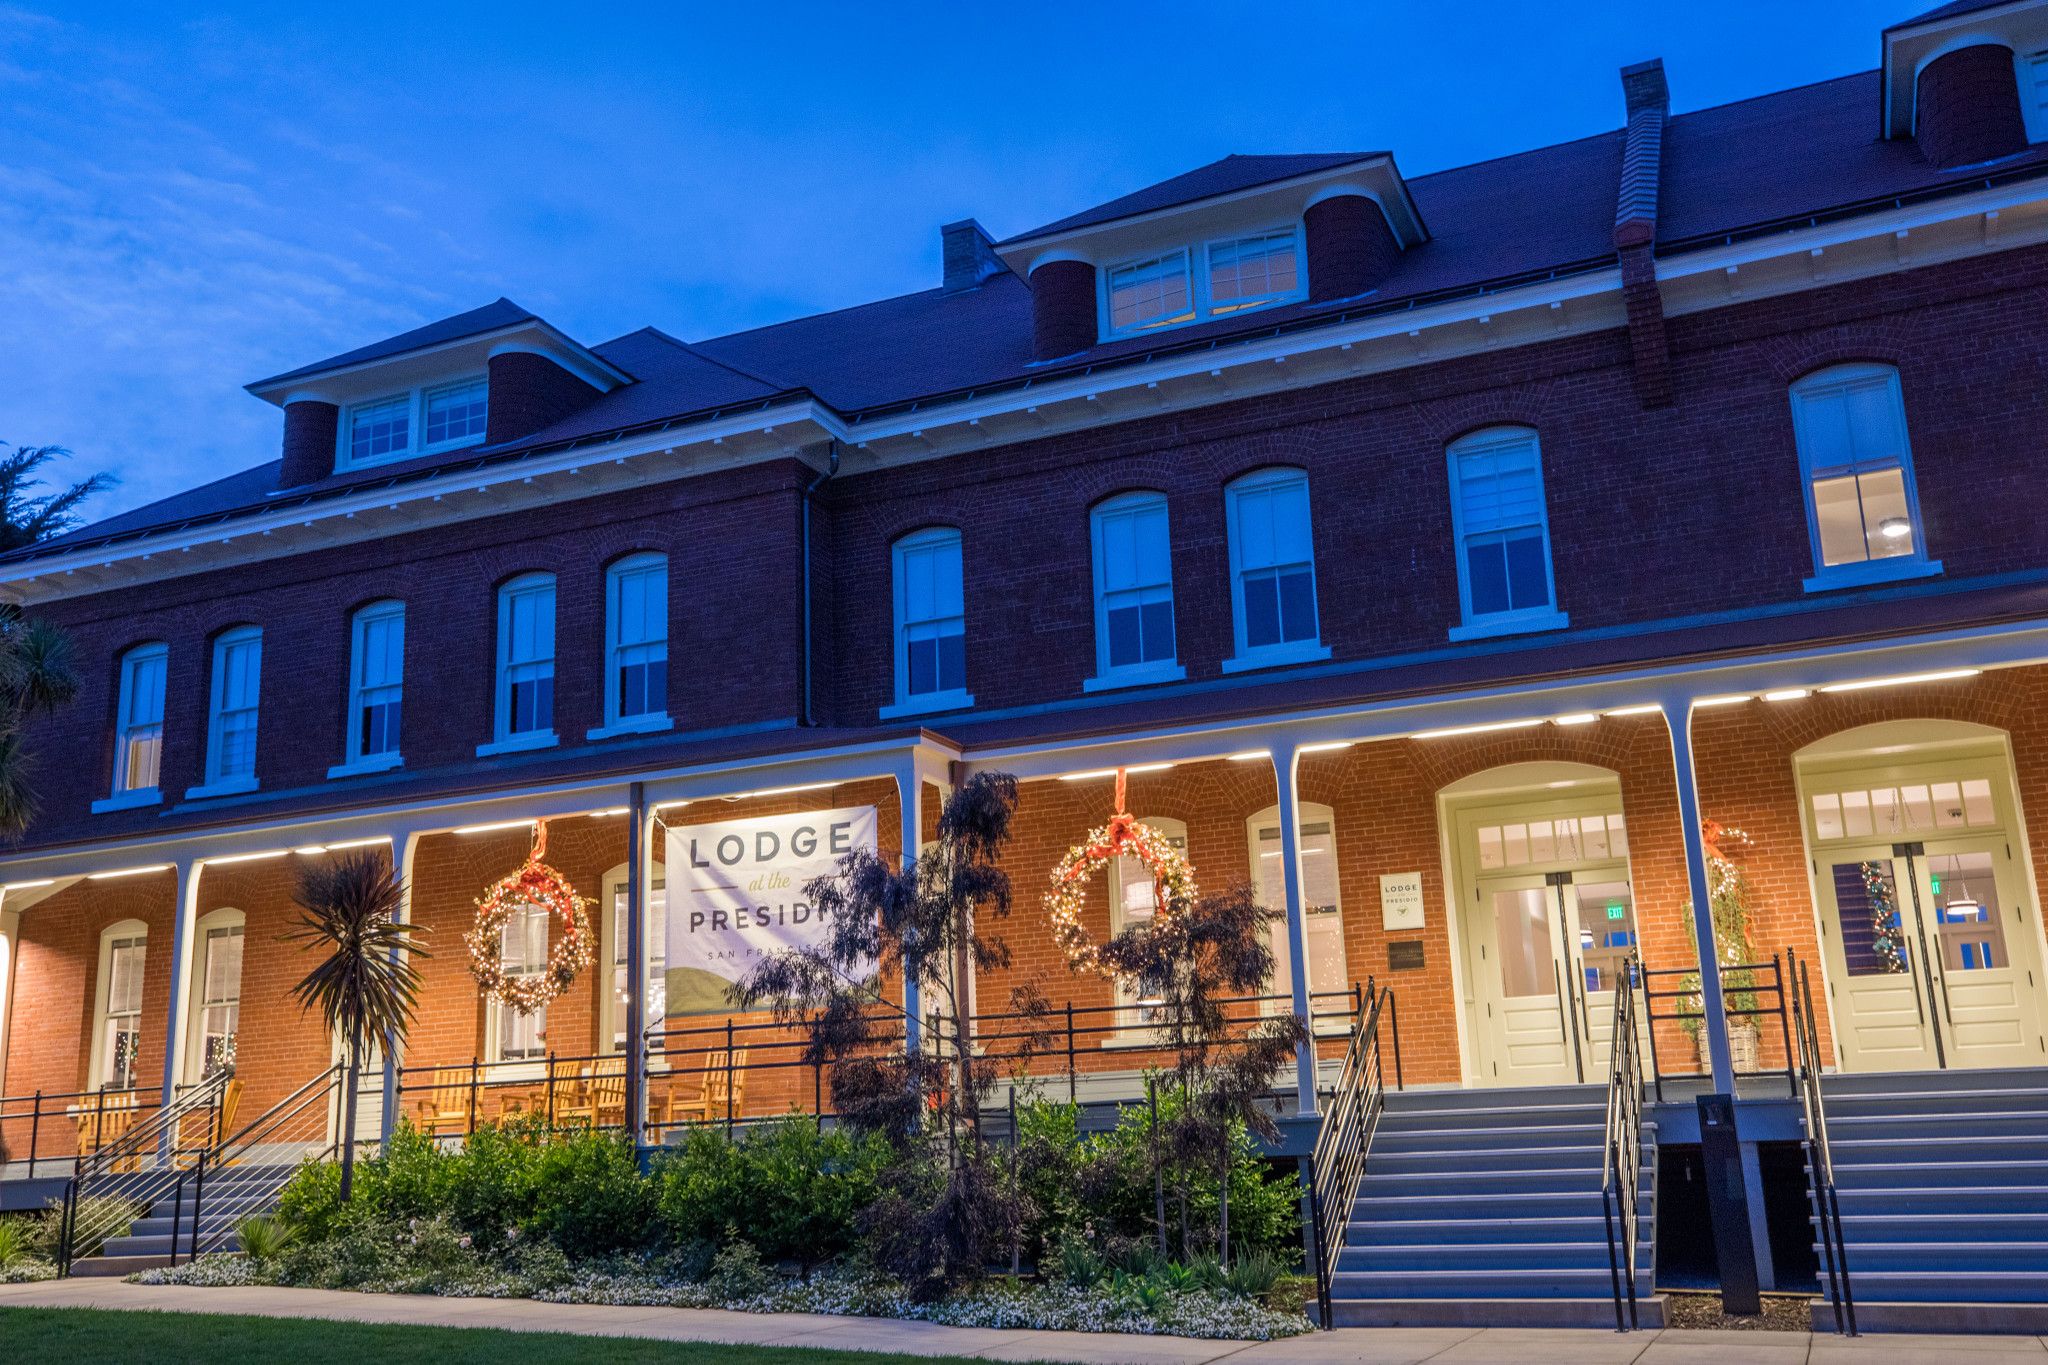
[1788,364,1936,588]
[1103,227,1305,339]
[201,626,262,791]
[112,643,168,798]
[1810,778,1996,841]
[603,554,669,731]
[886,528,972,716]
[1447,427,1566,638]
[340,377,489,471]
[341,600,405,772]
[491,573,557,748]
[1475,814,1629,871]
[1089,492,1180,687]
[1224,468,1326,670]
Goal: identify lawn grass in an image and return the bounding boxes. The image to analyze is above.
[0,1306,1020,1363]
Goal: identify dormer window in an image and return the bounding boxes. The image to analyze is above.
[2024,49,2048,141]
[1101,227,1305,340]
[339,377,488,471]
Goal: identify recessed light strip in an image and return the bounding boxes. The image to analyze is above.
[1818,669,1981,694]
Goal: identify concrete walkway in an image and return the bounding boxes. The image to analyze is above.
[4,1279,2048,1363]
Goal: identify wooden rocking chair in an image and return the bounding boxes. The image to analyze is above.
[177,1076,243,1165]
[662,1048,748,1128]
[74,1090,140,1171]
[557,1057,626,1130]
[414,1067,477,1138]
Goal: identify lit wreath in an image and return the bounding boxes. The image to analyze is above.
[465,820,596,1014]
[1045,770,1198,976]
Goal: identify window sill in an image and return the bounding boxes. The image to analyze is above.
[328,753,403,780]
[879,690,975,720]
[1083,663,1187,693]
[92,788,161,815]
[587,714,673,742]
[1802,558,1943,594]
[185,776,259,801]
[1221,642,1331,675]
[476,731,559,758]
[1448,609,1570,643]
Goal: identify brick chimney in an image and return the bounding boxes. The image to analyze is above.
[1029,259,1096,361]
[1916,44,2028,168]
[484,350,603,447]
[1303,193,1401,303]
[278,400,340,487]
[1614,58,1673,408]
[942,219,1006,292]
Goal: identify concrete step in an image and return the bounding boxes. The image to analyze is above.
[1833,1185,2048,1217]
[1374,1123,1622,1153]
[1349,1215,1652,1247]
[1834,1212,2048,1243]
[1830,1132,2048,1164]
[1819,1066,2048,1097]
[1359,1167,1645,1199]
[1833,1241,2048,1272]
[1329,1295,1665,1330]
[1353,1190,1645,1222]
[1824,1089,2048,1119]
[1847,1269,2048,1305]
[1833,1159,2048,1190]
[1378,1103,1605,1131]
[1331,1266,1653,1301]
[67,1254,172,1278]
[1365,1144,1608,1174]
[1382,1084,1605,1111]
[1337,1241,1651,1272]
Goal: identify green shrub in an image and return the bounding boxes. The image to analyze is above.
[706,1238,775,1300]
[235,1214,297,1262]
[0,1218,27,1268]
[654,1114,888,1274]
[439,1117,544,1242]
[528,1130,653,1259]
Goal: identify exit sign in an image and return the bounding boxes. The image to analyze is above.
[1606,903,1627,920]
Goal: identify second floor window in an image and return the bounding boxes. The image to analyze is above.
[1447,427,1567,638]
[888,528,970,715]
[1789,363,1935,588]
[1225,468,1326,669]
[604,553,669,730]
[493,573,557,745]
[201,626,263,789]
[1090,492,1181,686]
[112,642,168,797]
[342,600,405,771]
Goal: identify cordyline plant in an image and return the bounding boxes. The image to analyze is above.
[1092,882,1309,1266]
[286,850,428,1199]
[736,771,1053,1298]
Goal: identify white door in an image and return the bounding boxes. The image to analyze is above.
[1471,873,1579,1086]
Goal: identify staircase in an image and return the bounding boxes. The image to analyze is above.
[73,1165,295,1276]
[1815,1066,2048,1332]
[1325,1084,1661,1328]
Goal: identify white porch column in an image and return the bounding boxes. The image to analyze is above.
[1660,695,1736,1093]
[894,761,928,1057]
[0,903,20,1096]
[379,825,430,1145]
[159,858,203,1102]
[624,783,649,1146]
[1269,744,1320,1116]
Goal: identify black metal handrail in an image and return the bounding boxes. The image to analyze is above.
[1305,981,1390,1327]
[1790,949,1855,1337]
[1639,955,1796,1100]
[170,1063,346,1265]
[56,1068,230,1275]
[0,1083,168,1179]
[1600,958,1646,1331]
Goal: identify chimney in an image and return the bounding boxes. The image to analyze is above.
[279,400,340,487]
[1303,193,1401,303]
[484,350,603,447]
[1614,58,1673,408]
[1915,44,2028,168]
[941,219,1005,292]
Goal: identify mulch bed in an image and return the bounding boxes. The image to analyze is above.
[1661,1291,1813,1331]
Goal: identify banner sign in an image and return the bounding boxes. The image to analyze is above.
[663,805,878,1015]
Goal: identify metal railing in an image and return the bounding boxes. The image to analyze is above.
[1789,949,1855,1337]
[1600,959,1647,1332]
[1305,982,1392,1328]
[55,1069,231,1275]
[1640,955,1796,1099]
[0,1084,164,1180]
[169,1063,344,1265]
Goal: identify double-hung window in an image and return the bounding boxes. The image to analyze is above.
[340,377,488,471]
[1088,492,1182,689]
[347,396,411,466]
[422,379,488,450]
[883,528,972,717]
[1224,469,1327,671]
[493,902,549,1064]
[333,601,405,777]
[595,553,669,737]
[1104,228,1305,339]
[1107,251,1196,335]
[608,878,667,1049]
[193,915,244,1079]
[196,626,262,795]
[1447,427,1568,639]
[486,573,557,752]
[1788,364,1938,590]
[1207,230,1301,315]
[95,925,148,1089]
[98,643,168,811]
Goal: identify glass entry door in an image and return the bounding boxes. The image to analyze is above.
[1467,866,1637,1086]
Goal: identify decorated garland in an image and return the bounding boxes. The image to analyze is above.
[1045,769,1199,975]
[466,819,596,1013]
[1860,859,1909,974]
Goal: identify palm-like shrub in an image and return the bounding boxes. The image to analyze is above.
[286,850,428,1199]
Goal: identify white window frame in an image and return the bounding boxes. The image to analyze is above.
[1789,363,1942,592]
[590,553,672,740]
[1106,814,1187,1032]
[881,527,974,719]
[1099,225,1306,341]
[1087,492,1184,691]
[186,908,245,1081]
[1445,426,1570,641]
[599,863,668,1058]
[480,573,559,755]
[1247,802,1350,1027]
[192,626,262,798]
[330,600,406,778]
[2018,49,2048,144]
[1222,467,1330,673]
[484,898,551,1069]
[89,920,149,1090]
[336,373,489,473]
[96,643,168,813]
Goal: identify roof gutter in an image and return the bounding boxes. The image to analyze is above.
[800,440,842,727]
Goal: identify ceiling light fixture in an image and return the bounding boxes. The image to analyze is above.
[1763,688,1810,702]
[1818,669,1981,693]
[1413,719,1542,740]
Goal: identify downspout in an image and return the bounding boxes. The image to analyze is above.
[800,440,842,727]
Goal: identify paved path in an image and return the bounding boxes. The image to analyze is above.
[5,1279,2048,1362]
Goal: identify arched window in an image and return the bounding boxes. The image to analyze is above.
[1110,815,1187,1025]
[188,908,245,1079]
[1089,492,1182,689]
[1446,426,1567,639]
[485,573,557,753]
[1224,469,1327,671]
[1789,364,1938,588]
[198,627,263,794]
[1246,802,1349,1006]
[333,600,405,777]
[99,643,167,810]
[599,553,670,735]
[91,920,149,1089]
[884,528,972,716]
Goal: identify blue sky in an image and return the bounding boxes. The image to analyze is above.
[2,1,1913,521]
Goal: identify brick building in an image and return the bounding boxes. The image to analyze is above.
[6,0,2048,1321]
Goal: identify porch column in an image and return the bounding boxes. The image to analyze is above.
[1660,695,1736,1093]
[159,858,203,1102]
[894,762,928,1057]
[0,903,19,1096]
[380,826,430,1146]
[624,782,648,1147]
[1269,744,1320,1116]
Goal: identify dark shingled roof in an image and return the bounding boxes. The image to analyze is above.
[1886,0,2024,33]
[1002,152,1386,243]
[34,66,2048,560]
[249,297,538,391]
